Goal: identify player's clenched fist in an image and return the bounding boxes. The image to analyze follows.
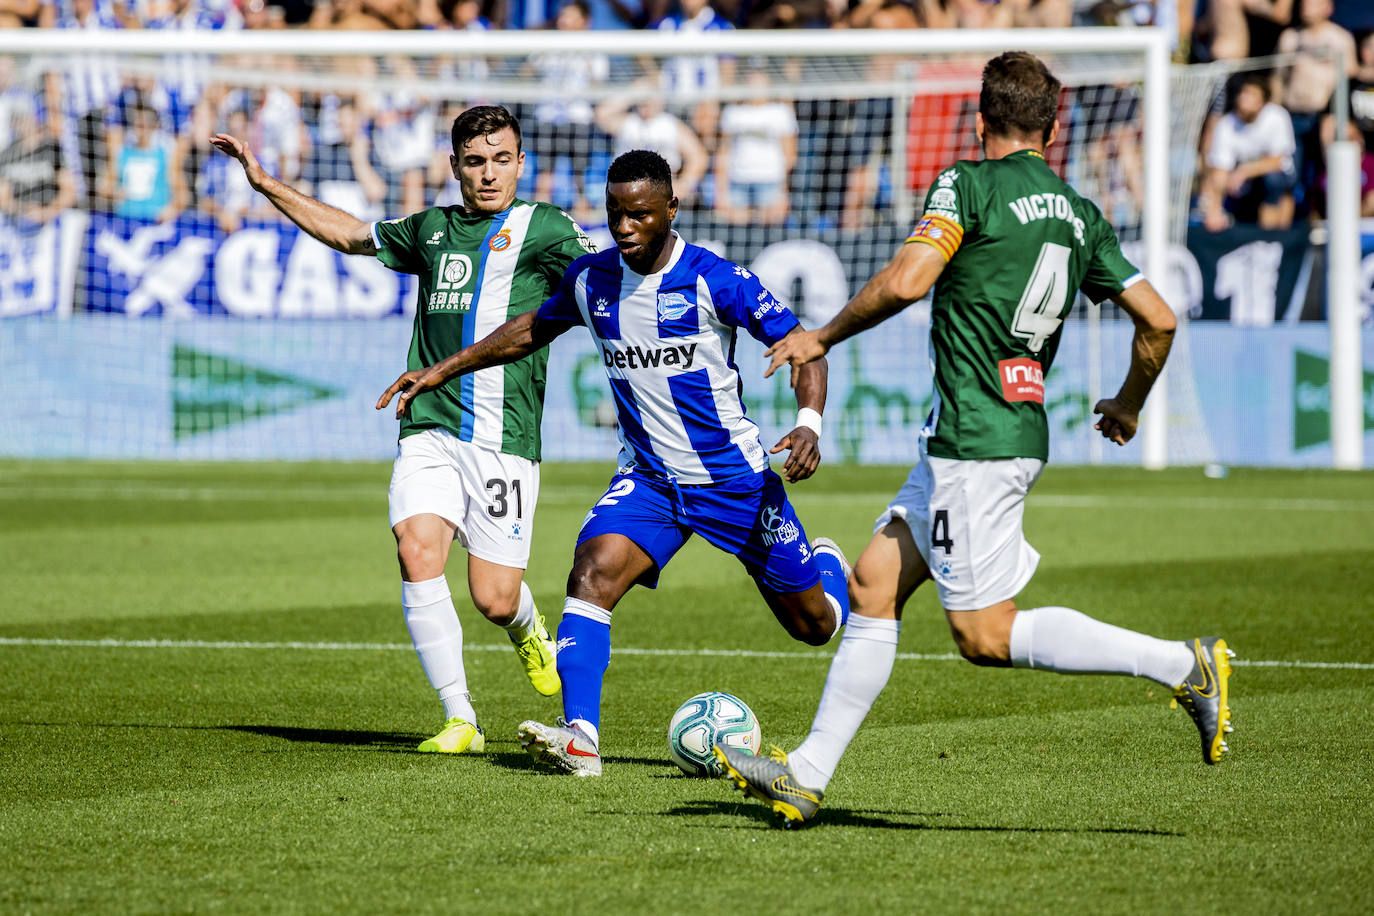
[1091,397,1139,446]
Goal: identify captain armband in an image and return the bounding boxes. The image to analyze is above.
[905,213,964,262]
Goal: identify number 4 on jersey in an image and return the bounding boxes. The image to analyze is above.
[1011,242,1072,354]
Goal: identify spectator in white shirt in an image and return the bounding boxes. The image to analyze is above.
[595,86,709,206]
[1200,74,1296,231]
[715,63,797,227]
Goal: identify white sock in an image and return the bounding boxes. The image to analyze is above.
[1009,605,1194,687]
[402,576,476,723]
[503,581,538,641]
[790,614,900,791]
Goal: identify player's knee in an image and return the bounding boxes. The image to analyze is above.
[396,535,443,581]
[789,619,834,647]
[947,614,1012,666]
[953,635,1005,666]
[783,604,836,647]
[468,581,519,625]
[565,561,616,608]
[849,573,894,619]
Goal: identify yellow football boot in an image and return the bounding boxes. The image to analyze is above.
[417,717,485,754]
[512,610,560,697]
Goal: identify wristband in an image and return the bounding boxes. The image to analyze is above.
[796,407,823,438]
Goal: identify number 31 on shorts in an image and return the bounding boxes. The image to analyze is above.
[485,478,523,519]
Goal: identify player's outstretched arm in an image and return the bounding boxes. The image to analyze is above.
[770,336,828,483]
[377,310,566,418]
[764,242,945,385]
[1093,280,1177,445]
[209,132,375,255]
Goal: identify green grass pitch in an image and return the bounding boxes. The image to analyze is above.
[2,460,1372,912]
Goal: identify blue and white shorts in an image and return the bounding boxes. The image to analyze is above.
[577,467,821,593]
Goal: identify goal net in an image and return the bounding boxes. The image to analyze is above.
[0,28,1177,464]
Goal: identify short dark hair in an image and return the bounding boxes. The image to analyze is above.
[979,51,1061,144]
[451,105,521,155]
[606,149,674,197]
[1234,73,1271,103]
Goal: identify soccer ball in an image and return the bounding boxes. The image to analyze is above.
[667,691,761,777]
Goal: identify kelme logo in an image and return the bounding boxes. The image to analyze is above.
[1292,349,1374,450]
[172,344,340,440]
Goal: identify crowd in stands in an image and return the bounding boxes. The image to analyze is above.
[1197,0,1374,228]
[0,0,1370,234]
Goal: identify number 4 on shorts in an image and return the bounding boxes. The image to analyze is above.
[931,509,954,554]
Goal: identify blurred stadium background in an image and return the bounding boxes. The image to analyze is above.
[3,10,1373,912]
[0,2,1370,469]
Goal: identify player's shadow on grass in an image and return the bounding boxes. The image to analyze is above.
[486,752,677,774]
[668,800,1183,836]
[222,725,421,753]
[13,722,427,754]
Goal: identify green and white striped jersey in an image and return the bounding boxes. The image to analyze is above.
[372,200,594,461]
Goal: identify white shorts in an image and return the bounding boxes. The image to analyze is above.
[875,438,1044,611]
[388,428,540,569]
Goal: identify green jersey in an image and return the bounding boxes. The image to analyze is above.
[906,150,1141,461]
[373,200,594,461]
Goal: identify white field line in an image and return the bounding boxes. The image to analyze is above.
[0,636,1370,670]
[0,482,1372,513]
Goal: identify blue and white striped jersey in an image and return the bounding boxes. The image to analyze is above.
[537,232,799,485]
[652,8,733,95]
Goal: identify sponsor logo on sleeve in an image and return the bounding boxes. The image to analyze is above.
[998,357,1045,403]
[752,291,787,319]
[928,188,957,211]
[425,230,444,246]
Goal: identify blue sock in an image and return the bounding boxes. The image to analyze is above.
[557,600,612,733]
[813,550,850,628]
